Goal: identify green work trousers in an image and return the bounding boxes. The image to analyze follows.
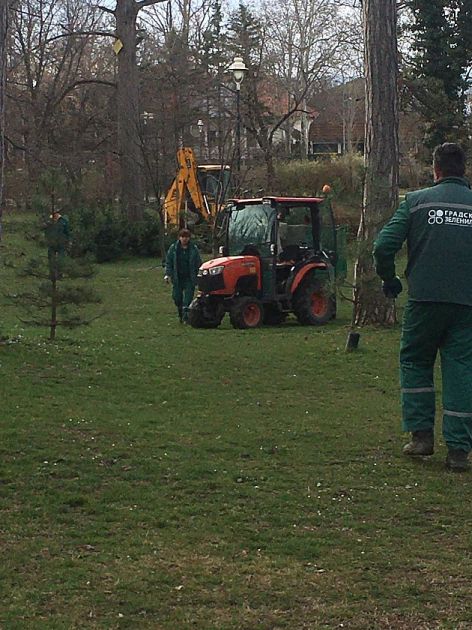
[400,301,472,453]
[172,279,195,321]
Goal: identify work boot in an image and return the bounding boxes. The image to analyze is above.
[445,449,470,472]
[403,430,434,456]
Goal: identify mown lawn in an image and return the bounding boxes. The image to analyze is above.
[1,213,471,629]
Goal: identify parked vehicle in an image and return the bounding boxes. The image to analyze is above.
[163,147,230,228]
[188,195,347,329]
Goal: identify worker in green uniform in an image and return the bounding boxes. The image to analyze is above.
[45,208,70,278]
[164,228,202,323]
[374,143,472,472]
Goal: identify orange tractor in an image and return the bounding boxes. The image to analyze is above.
[188,195,347,329]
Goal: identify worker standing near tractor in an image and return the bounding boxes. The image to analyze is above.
[164,228,202,323]
[374,142,472,472]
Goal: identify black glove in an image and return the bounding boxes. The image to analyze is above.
[382,276,402,299]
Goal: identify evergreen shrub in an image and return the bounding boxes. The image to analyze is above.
[68,206,162,262]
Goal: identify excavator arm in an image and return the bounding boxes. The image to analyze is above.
[164,147,212,227]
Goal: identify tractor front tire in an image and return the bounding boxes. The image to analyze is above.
[188,298,223,329]
[229,297,263,329]
[293,277,335,325]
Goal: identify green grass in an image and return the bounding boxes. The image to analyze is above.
[1,214,471,629]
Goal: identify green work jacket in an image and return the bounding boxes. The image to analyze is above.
[374,177,472,306]
[165,240,202,286]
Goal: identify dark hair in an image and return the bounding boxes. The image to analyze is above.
[433,143,466,177]
[178,228,191,237]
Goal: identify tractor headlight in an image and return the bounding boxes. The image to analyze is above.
[209,265,224,275]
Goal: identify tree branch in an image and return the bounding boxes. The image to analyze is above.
[136,0,168,8]
[45,30,115,45]
[64,78,116,92]
[5,135,26,151]
[97,5,115,15]
[51,79,116,113]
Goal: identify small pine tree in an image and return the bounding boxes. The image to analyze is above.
[8,254,102,341]
[5,168,102,340]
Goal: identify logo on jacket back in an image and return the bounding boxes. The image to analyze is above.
[427,208,472,226]
[428,209,444,224]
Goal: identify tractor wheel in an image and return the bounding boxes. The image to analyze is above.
[293,277,336,325]
[229,297,263,329]
[263,304,287,325]
[188,298,224,329]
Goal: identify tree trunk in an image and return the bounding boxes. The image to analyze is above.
[264,143,275,191]
[50,273,57,341]
[0,0,8,241]
[23,119,44,185]
[300,100,309,160]
[353,0,399,326]
[115,0,144,222]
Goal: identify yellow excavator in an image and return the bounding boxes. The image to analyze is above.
[163,147,231,229]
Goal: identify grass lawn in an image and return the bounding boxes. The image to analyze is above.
[1,213,471,629]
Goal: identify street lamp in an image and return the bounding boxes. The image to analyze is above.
[228,56,248,191]
[142,111,154,123]
[197,119,204,160]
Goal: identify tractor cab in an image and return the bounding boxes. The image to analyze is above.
[197,165,231,208]
[225,196,338,296]
[188,195,346,329]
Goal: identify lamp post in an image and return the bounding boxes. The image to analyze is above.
[197,118,204,160]
[228,56,248,191]
[141,112,155,202]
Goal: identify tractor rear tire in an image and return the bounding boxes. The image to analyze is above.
[188,298,223,329]
[229,297,263,329]
[293,277,335,325]
[263,305,287,325]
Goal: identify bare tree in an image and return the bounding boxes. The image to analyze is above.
[353,0,399,326]
[99,0,167,221]
[262,0,364,159]
[10,0,166,221]
[139,0,225,187]
[0,0,12,240]
[8,0,110,185]
[0,0,6,240]
[230,1,345,187]
[286,0,342,158]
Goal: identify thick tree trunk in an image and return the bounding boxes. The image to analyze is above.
[353,0,399,326]
[0,0,8,241]
[115,0,144,221]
